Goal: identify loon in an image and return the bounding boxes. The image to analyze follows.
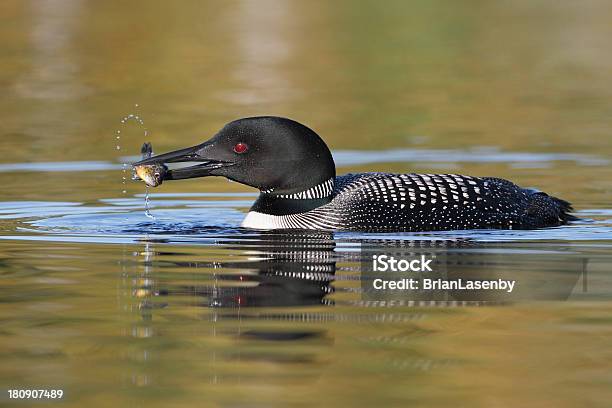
[133,116,576,231]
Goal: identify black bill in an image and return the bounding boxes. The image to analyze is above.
[132,142,233,181]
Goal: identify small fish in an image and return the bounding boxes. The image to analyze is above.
[133,142,167,187]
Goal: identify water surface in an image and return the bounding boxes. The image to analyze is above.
[1,1,612,407]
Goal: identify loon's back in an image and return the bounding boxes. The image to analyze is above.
[243,173,575,231]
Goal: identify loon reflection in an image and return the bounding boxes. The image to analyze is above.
[138,231,337,308]
[131,232,587,310]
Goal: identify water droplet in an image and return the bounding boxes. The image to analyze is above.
[116,146,121,150]
[116,130,121,134]
[135,103,139,107]
[144,185,155,220]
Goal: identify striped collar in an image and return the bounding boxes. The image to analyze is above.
[262,178,335,200]
[251,178,336,216]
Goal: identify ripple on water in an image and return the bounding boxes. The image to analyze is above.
[0,197,609,246]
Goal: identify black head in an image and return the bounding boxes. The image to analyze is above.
[133,117,336,195]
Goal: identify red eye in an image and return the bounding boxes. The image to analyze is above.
[233,142,248,154]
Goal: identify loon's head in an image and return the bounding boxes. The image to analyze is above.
[134,116,336,195]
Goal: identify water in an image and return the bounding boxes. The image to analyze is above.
[143,185,155,220]
[1,1,612,407]
[117,109,151,215]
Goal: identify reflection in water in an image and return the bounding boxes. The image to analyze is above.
[125,233,338,387]
[126,232,601,322]
[115,231,609,396]
[134,231,337,309]
[0,226,611,405]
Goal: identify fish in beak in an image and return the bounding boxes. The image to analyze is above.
[133,142,167,187]
[132,140,234,186]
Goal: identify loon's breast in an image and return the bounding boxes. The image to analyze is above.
[241,173,575,231]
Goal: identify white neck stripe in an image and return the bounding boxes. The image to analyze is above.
[266,178,335,200]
